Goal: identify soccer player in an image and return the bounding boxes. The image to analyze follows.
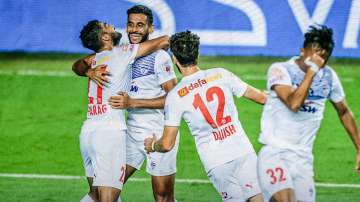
[74,5,178,202]
[257,25,360,202]
[144,31,266,202]
[77,20,169,202]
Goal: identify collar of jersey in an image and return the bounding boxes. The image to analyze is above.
[181,70,204,81]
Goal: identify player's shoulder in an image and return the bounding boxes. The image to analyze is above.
[269,60,289,70]
[204,67,229,76]
[114,43,138,53]
[154,49,171,61]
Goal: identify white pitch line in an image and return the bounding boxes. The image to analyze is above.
[1,173,360,188]
[0,69,355,82]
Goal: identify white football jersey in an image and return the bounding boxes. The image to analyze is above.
[127,50,176,140]
[259,57,345,154]
[164,68,255,172]
[86,44,139,130]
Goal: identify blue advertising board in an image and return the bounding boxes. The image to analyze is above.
[0,0,359,57]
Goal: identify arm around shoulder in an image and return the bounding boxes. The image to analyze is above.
[136,35,170,58]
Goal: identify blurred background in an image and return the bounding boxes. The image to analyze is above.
[0,0,360,201]
[1,0,359,57]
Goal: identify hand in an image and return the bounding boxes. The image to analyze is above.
[144,134,157,153]
[309,52,325,69]
[355,151,360,173]
[85,64,110,88]
[108,92,131,109]
[83,54,95,67]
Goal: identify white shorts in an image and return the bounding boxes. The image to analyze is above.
[80,120,126,190]
[126,130,179,176]
[207,153,261,202]
[257,145,315,202]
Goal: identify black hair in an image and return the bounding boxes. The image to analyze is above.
[127,5,153,25]
[170,30,200,67]
[303,24,334,56]
[79,20,103,52]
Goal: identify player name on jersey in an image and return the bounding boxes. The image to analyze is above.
[212,123,237,141]
[87,104,107,117]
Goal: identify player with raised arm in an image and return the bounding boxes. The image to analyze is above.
[74,5,178,202]
[257,25,360,202]
[77,20,169,202]
[144,31,267,202]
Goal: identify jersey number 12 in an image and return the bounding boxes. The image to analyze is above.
[193,86,231,128]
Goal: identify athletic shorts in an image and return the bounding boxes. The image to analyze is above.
[207,153,261,202]
[126,130,179,176]
[257,145,315,202]
[79,120,126,190]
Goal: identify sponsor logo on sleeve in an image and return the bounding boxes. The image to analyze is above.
[268,67,285,86]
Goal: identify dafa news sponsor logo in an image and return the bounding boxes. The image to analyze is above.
[177,73,222,97]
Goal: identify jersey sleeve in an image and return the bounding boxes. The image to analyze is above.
[155,51,177,85]
[164,91,183,127]
[267,63,292,90]
[329,69,345,103]
[114,44,139,62]
[222,69,248,98]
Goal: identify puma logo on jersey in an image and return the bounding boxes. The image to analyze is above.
[177,73,222,97]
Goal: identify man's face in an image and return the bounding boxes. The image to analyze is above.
[100,22,122,46]
[302,43,330,65]
[127,13,152,44]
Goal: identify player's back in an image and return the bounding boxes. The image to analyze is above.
[166,68,255,172]
[86,44,138,129]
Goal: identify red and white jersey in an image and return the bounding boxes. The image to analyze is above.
[86,44,139,129]
[164,68,255,172]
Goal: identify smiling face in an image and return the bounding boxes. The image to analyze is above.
[126,13,153,44]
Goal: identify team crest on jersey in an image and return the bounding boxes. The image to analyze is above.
[132,52,156,79]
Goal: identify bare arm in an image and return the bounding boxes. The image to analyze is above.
[109,78,177,109]
[72,54,110,88]
[243,85,267,105]
[273,69,316,112]
[332,100,360,172]
[72,54,94,76]
[136,35,170,59]
[144,126,179,153]
[274,53,325,112]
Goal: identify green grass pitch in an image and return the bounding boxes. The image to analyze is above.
[0,53,359,201]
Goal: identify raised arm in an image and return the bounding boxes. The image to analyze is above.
[72,54,94,76]
[332,100,360,172]
[72,54,110,88]
[274,54,324,112]
[144,126,179,153]
[136,35,170,59]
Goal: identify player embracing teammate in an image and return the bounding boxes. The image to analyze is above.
[74,6,360,201]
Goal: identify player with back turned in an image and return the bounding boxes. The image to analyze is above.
[145,31,267,202]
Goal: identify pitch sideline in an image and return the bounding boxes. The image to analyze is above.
[0,173,360,189]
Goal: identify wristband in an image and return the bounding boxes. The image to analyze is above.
[304,57,320,73]
[151,140,156,152]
